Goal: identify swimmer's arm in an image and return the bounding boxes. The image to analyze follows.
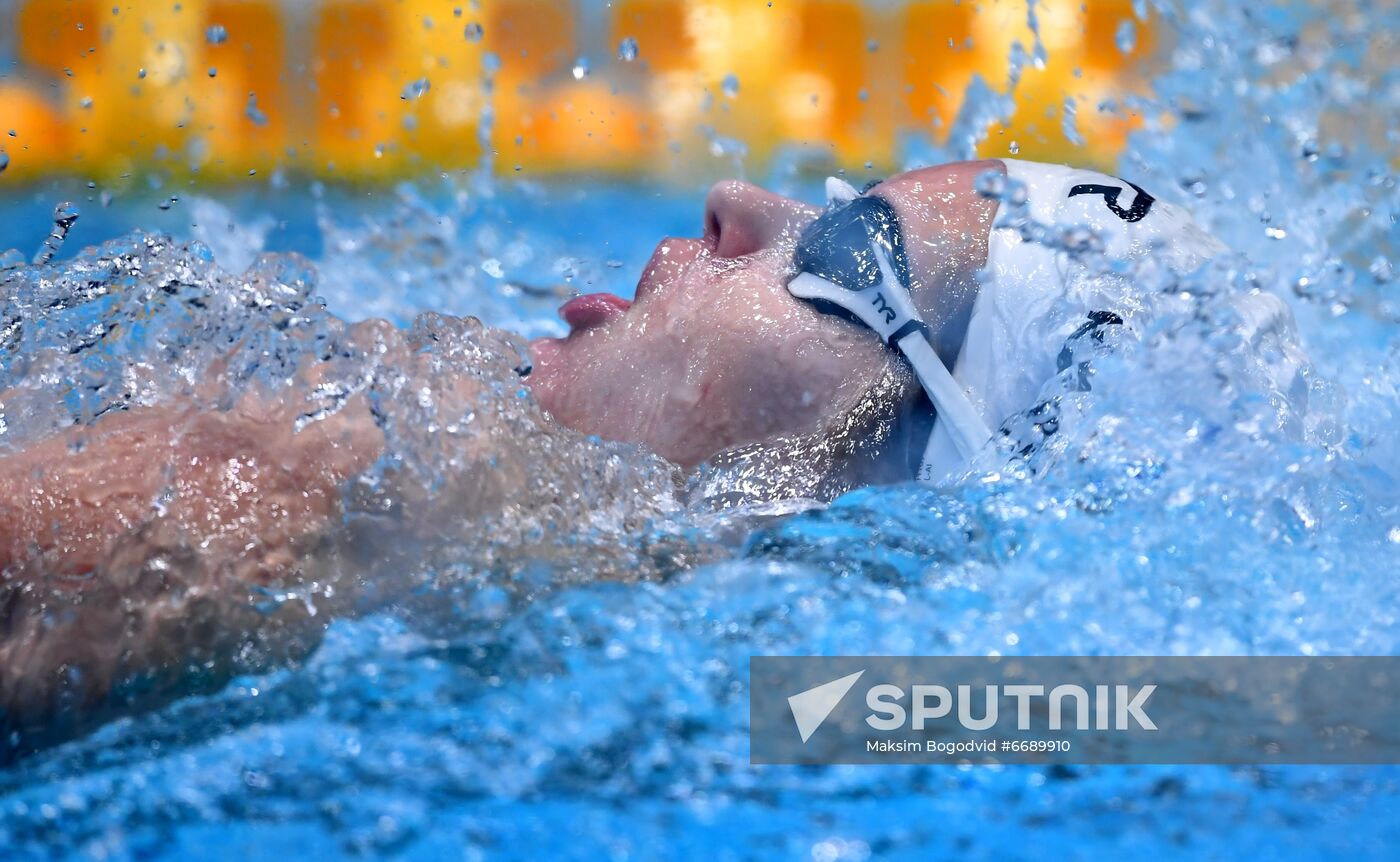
[0,381,384,586]
[0,328,396,742]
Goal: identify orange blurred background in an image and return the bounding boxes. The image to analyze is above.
[0,0,1155,184]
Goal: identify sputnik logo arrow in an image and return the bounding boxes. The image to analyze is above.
[787,670,865,743]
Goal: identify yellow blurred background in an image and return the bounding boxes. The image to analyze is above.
[0,0,1154,183]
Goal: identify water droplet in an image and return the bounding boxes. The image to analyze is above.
[205,24,227,45]
[158,195,179,211]
[866,39,879,53]
[208,66,217,78]
[1115,19,1136,54]
[721,74,740,98]
[33,203,80,265]
[1301,140,1319,161]
[245,92,269,126]
[617,36,639,62]
[1008,140,1020,154]
[79,96,93,109]
[1265,226,1288,240]
[100,190,112,207]
[571,57,590,80]
[401,78,431,100]
[0,151,8,174]
[137,68,146,79]
[464,22,483,41]
[1061,97,1085,147]
[482,258,504,278]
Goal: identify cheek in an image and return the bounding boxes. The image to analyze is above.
[694,323,884,439]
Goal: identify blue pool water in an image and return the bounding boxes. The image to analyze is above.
[3,0,1400,859]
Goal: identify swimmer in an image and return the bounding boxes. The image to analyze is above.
[0,159,1288,752]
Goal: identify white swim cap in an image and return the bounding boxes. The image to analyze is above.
[919,159,1232,481]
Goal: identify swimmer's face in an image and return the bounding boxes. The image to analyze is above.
[526,161,1000,469]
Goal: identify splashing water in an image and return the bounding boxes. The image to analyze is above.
[30,202,79,265]
[2,0,1400,858]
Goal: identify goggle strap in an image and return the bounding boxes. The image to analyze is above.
[790,214,991,480]
[892,330,993,470]
[871,242,993,465]
[788,276,991,474]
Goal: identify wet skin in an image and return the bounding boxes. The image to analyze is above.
[526,160,1003,469]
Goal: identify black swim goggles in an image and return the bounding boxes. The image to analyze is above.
[787,177,992,480]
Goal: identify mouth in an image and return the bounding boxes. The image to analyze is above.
[554,237,706,335]
[558,292,632,332]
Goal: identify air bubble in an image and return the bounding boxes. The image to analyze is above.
[571,57,590,80]
[617,37,639,62]
[0,151,8,174]
[721,74,740,98]
[401,78,431,100]
[205,24,227,45]
[464,22,483,41]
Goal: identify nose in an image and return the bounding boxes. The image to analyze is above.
[702,180,819,259]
